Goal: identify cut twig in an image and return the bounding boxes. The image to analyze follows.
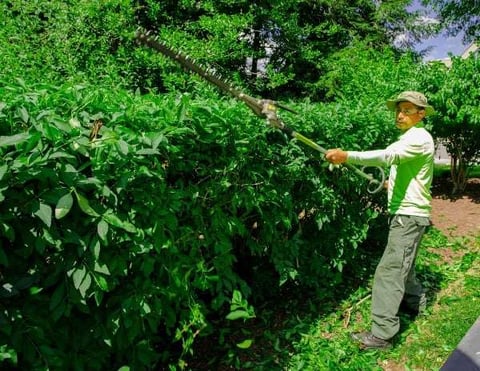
[343,293,371,328]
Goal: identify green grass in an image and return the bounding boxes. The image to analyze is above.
[285,230,480,370]
[471,167,480,178]
[434,164,480,178]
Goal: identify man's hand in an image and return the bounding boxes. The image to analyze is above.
[325,149,348,165]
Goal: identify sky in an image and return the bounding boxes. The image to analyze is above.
[408,0,469,61]
[415,32,467,61]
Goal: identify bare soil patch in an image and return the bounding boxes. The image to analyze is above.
[430,178,480,238]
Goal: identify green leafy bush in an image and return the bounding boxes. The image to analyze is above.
[0,78,388,368]
[422,55,480,193]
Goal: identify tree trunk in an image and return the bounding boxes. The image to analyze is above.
[450,154,468,195]
[251,28,260,76]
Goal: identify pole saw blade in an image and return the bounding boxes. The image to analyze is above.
[135,29,266,118]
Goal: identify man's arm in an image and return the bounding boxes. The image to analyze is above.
[325,148,387,166]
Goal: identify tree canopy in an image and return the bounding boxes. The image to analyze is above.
[135,0,436,99]
[423,0,480,43]
[422,54,480,193]
[1,0,437,100]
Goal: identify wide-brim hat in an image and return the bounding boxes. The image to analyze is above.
[386,91,435,116]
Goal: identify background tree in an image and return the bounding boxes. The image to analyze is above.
[1,0,438,99]
[133,0,434,99]
[423,0,480,43]
[422,54,480,193]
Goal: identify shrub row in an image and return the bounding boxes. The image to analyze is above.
[0,80,389,369]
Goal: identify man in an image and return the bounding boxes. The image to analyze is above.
[325,91,435,349]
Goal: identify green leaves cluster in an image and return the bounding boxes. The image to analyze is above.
[421,54,480,193]
[0,0,135,86]
[423,0,480,43]
[1,0,432,100]
[0,77,383,368]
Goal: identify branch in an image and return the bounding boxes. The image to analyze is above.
[342,293,371,328]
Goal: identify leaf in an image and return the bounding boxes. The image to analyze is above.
[0,165,8,181]
[29,286,43,295]
[0,133,30,147]
[0,247,9,266]
[95,275,108,291]
[72,266,87,290]
[49,283,65,311]
[17,107,29,123]
[94,290,104,306]
[102,212,136,233]
[51,298,67,322]
[73,189,100,217]
[135,148,160,155]
[15,77,27,89]
[78,273,92,298]
[115,140,129,155]
[72,266,92,298]
[97,219,109,242]
[92,238,101,260]
[14,275,36,290]
[49,151,76,160]
[151,133,166,149]
[94,263,110,277]
[51,118,74,133]
[69,117,81,128]
[0,283,18,298]
[34,202,52,227]
[232,289,242,306]
[23,131,42,152]
[225,309,251,321]
[0,222,14,242]
[55,193,73,219]
[236,339,253,349]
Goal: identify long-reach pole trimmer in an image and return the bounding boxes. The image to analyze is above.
[135,30,385,194]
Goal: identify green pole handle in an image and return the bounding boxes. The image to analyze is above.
[292,132,385,194]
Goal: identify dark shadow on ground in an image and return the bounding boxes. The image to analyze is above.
[432,177,480,204]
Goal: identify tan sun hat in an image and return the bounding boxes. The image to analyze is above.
[386,91,435,116]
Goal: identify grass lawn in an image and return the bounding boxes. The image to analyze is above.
[434,164,480,178]
[286,230,480,370]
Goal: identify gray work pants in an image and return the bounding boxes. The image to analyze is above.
[371,214,430,340]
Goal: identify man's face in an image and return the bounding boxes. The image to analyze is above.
[395,101,425,131]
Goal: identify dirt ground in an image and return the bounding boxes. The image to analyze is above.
[430,178,480,238]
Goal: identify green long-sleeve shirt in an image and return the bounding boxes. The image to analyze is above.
[347,124,435,217]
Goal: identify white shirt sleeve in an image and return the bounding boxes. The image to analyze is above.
[346,128,432,167]
[346,149,388,167]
